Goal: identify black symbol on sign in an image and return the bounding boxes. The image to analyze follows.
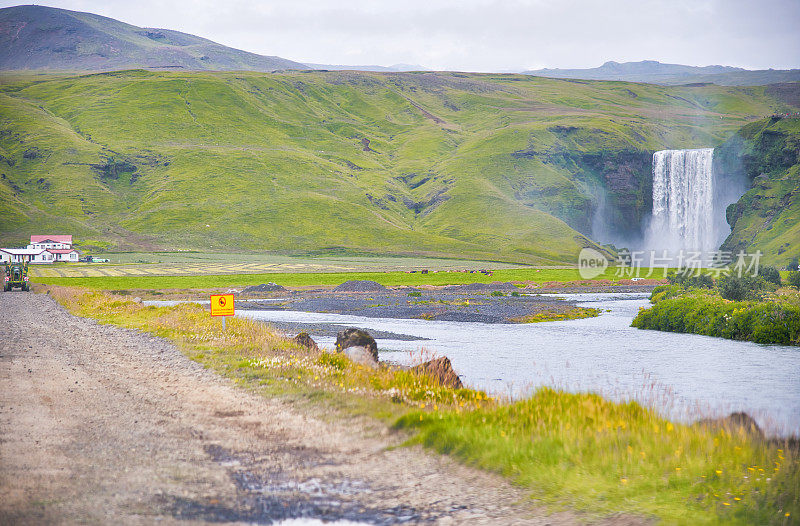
[219,297,226,307]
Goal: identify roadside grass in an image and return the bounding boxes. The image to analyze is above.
[31,266,647,290]
[398,392,799,525]
[44,285,798,524]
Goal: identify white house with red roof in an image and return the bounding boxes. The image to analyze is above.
[29,235,73,250]
[0,235,79,264]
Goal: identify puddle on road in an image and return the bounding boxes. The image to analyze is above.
[161,444,441,524]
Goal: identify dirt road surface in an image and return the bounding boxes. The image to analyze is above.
[0,292,631,525]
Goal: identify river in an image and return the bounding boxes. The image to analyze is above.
[234,293,800,436]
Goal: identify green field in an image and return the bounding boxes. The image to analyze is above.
[28,252,534,278]
[2,70,797,265]
[32,266,636,290]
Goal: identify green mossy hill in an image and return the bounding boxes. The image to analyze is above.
[632,285,800,346]
[0,70,795,262]
[717,116,800,267]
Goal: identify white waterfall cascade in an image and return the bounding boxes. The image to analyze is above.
[647,148,716,254]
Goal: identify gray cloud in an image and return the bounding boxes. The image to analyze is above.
[2,0,798,70]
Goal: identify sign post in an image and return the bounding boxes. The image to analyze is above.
[210,293,235,329]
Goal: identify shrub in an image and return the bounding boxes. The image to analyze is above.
[665,271,714,289]
[717,274,766,301]
[632,293,800,345]
[490,290,505,296]
[788,271,800,289]
[650,284,682,303]
[694,273,715,289]
[666,271,689,286]
[759,265,782,286]
[407,291,422,297]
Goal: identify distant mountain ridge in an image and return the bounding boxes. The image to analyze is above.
[303,63,429,72]
[0,4,306,72]
[524,60,800,86]
[2,5,798,86]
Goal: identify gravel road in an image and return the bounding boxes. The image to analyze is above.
[0,291,613,525]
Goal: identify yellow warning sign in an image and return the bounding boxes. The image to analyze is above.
[210,294,235,316]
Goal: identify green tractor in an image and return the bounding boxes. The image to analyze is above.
[3,261,30,292]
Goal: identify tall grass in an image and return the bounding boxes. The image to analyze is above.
[398,389,799,524]
[47,285,799,524]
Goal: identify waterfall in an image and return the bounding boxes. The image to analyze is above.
[647,148,716,253]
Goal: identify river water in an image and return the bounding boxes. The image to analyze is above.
[233,293,800,436]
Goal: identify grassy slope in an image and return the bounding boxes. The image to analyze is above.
[0,70,794,263]
[718,118,800,267]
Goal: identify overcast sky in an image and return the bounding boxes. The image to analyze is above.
[4,0,799,71]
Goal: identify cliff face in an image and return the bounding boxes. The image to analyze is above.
[573,151,653,239]
[716,117,800,266]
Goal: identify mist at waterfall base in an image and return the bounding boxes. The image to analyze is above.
[593,147,748,262]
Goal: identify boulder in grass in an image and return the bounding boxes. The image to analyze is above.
[697,411,764,439]
[411,356,463,389]
[292,332,319,352]
[335,328,378,362]
[343,346,378,369]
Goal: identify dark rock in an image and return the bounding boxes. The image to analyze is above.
[91,158,137,180]
[697,411,764,439]
[335,328,378,362]
[23,147,41,159]
[343,346,378,368]
[241,282,286,294]
[332,280,387,292]
[292,332,319,351]
[344,159,363,170]
[365,193,389,210]
[548,125,579,134]
[411,357,462,389]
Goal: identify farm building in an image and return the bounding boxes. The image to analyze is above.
[0,235,79,263]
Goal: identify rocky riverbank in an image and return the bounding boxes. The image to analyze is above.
[231,280,654,325]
